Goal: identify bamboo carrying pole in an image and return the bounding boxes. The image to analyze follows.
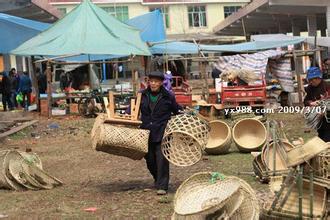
[298,165,303,219]
[46,61,52,118]
[293,51,304,106]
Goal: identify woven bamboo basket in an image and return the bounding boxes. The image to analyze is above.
[173,172,241,218]
[205,120,231,155]
[286,137,328,167]
[304,146,330,180]
[20,162,63,189]
[226,176,260,220]
[91,113,106,139]
[0,150,12,190]
[162,114,210,167]
[0,150,25,190]
[9,159,41,190]
[262,140,294,172]
[232,118,267,153]
[267,177,327,219]
[252,154,269,183]
[92,123,149,160]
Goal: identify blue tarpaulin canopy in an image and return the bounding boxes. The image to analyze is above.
[126,10,165,43]
[0,13,50,54]
[200,38,306,53]
[150,41,199,55]
[150,37,306,55]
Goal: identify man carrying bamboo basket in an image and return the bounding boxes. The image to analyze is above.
[140,71,182,195]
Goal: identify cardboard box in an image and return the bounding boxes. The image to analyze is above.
[69,103,79,114]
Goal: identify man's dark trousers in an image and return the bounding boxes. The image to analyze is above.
[145,141,169,190]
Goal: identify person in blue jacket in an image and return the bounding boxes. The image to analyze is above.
[18,71,32,111]
[140,71,182,195]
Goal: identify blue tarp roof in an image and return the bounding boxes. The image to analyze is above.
[126,10,165,43]
[200,38,306,52]
[150,38,306,55]
[0,13,50,53]
[150,41,199,54]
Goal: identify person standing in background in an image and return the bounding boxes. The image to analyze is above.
[9,68,18,109]
[18,72,32,111]
[37,67,47,94]
[1,72,13,111]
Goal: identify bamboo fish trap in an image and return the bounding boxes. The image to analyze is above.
[161,114,210,167]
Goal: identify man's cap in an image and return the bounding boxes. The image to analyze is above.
[148,71,164,80]
[307,67,322,80]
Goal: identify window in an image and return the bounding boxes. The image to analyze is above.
[188,6,207,28]
[224,6,241,18]
[149,7,169,29]
[101,6,129,22]
[57,8,67,16]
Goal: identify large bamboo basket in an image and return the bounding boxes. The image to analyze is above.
[173,172,241,219]
[286,137,328,167]
[162,114,210,167]
[92,123,149,160]
[262,140,294,172]
[205,120,231,155]
[232,118,267,152]
[266,177,327,219]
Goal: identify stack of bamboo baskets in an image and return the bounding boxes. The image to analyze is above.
[172,172,259,219]
[0,150,62,190]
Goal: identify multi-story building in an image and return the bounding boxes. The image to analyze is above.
[49,0,250,40]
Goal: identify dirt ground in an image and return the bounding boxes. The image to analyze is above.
[0,112,317,219]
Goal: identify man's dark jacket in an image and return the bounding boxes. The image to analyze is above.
[1,74,11,95]
[140,86,182,143]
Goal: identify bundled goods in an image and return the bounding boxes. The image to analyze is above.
[91,114,149,160]
[0,150,62,190]
[263,176,327,219]
[172,172,259,220]
[161,114,210,166]
[205,120,231,155]
[220,69,260,84]
[304,110,323,130]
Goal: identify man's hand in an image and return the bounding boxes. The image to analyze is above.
[309,101,318,106]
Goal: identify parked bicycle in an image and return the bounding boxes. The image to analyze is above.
[78,90,106,117]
